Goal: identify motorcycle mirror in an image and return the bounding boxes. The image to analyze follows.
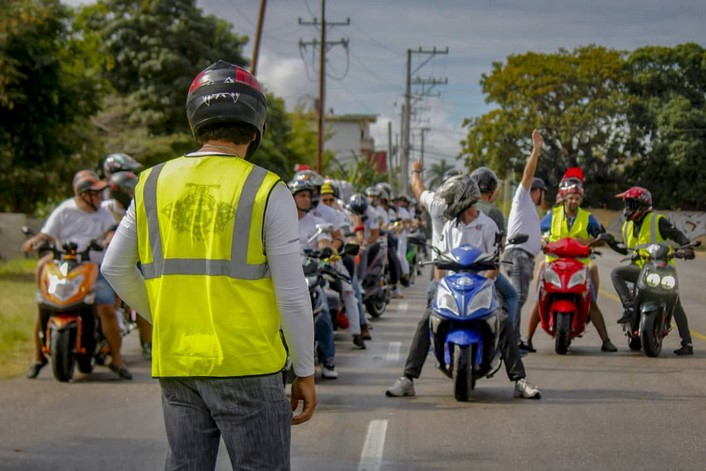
[693,240,702,247]
[316,223,334,234]
[506,233,529,245]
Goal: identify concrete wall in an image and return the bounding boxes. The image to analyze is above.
[0,213,43,261]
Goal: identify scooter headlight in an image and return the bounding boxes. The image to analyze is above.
[465,284,494,316]
[543,267,562,288]
[434,283,459,316]
[568,267,587,289]
[645,273,660,288]
[47,273,84,302]
[660,275,676,290]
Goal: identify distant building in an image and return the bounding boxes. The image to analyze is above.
[298,112,383,173]
[326,113,379,170]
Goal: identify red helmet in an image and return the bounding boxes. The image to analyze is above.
[616,186,652,221]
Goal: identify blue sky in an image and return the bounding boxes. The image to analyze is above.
[64,0,706,167]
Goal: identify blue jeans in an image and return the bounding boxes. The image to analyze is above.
[495,272,519,332]
[315,289,335,365]
[160,374,291,470]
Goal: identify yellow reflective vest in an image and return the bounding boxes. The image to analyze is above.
[135,155,287,377]
[621,212,671,268]
[546,206,591,264]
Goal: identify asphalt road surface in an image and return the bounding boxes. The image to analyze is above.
[1,250,705,470]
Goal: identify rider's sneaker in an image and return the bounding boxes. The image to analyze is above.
[601,339,618,352]
[110,362,133,380]
[353,334,366,350]
[518,339,536,353]
[385,377,415,397]
[674,344,694,356]
[391,287,404,299]
[26,358,48,379]
[321,362,339,379]
[514,378,541,399]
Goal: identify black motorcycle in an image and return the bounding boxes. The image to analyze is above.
[614,240,700,357]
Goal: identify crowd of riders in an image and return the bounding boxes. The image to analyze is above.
[22,127,696,384]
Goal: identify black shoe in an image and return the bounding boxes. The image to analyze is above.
[601,339,618,352]
[360,325,372,341]
[26,358,48,379]
[674,344,694,356]
[353,334,366,350]
[518,340,536,353]
[617,307,633,324]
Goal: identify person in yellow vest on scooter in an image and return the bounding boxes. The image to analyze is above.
[520,174,618,353]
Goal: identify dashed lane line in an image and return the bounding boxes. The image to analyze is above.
[358,419,388,471]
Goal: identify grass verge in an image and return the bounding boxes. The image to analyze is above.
[0,259,38,379]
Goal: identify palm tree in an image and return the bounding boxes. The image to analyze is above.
[426,159,456,190]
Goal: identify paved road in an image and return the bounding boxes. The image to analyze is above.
[1,250,705,470]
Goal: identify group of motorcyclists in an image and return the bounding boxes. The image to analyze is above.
[22,129,697,389]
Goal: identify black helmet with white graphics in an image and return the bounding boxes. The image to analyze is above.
[438,174,480,221]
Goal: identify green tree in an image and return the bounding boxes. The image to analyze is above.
[425,159,454,190]
[461,45,631,205]
[77,0,249,135]
[0,0,103,213]
[624,43,706,210]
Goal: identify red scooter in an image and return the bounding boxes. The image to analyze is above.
[538,237,596,354]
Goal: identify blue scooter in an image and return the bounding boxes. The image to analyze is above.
[428,233,527,401]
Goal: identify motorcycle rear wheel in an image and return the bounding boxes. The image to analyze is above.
[554,313,571,355]
[641,312,663,357]
[452,344,475,401]
[50,327,76,382]
[365,296,386,318]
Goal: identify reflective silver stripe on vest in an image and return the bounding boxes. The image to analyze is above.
[141,163,270,280]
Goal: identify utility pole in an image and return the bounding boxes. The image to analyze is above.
[419,126,431,168]
[250,0,267,76]
[299,1,349,174]
[401,46,448,194]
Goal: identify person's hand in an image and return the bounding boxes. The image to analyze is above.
[532,128,543,151]
[681,246,695,260]
[21,238,35,254]
[412,160,424,173]
[290,375,317,425]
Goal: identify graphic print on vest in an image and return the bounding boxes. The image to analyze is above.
[161,183,236,241]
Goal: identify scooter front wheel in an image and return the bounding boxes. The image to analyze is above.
[452,344,475,401]
[641,311,663,357]
[554,313,571,355]
[50,327,77,382]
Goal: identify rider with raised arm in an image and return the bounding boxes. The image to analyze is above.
[610,187,695,355]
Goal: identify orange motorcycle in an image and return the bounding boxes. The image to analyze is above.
[36,240,109,382]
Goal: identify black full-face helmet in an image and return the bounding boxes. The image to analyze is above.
[109,171,139,209]
[186,60,267,160]
[470,167,499,194]
[102,153,142,179]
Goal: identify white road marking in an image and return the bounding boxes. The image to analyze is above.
[358,419,388,471]
[387,342,401,362]
[397,301,408,312]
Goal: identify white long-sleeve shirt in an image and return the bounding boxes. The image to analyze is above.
[101,183,315,377]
